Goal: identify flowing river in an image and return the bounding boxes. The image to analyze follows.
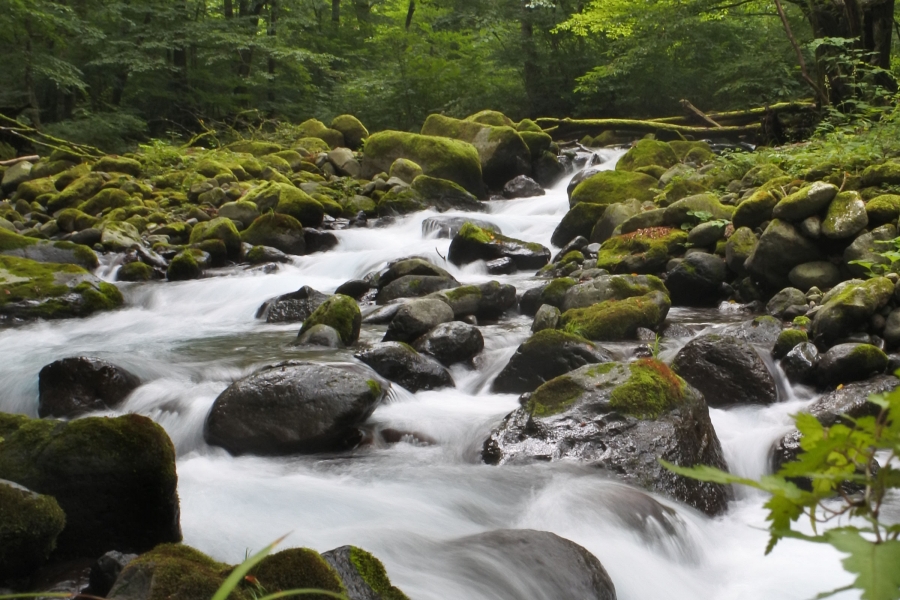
[0,149,860,599]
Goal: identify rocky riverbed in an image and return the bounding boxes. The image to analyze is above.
[1,109,897,599]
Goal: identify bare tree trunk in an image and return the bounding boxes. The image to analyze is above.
[405,0,415,30]
[267,0,277,105]
[23,29,41,128]
[332,0,340,23]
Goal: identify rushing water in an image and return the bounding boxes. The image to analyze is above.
[0,148,861,599]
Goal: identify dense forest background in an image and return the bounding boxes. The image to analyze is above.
[2,0,899,152]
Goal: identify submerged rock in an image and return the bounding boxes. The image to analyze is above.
[204,362,385,455]
[483,359,729,515]
[38,356,141,418]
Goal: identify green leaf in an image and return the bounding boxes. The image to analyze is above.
[824,529,900,600]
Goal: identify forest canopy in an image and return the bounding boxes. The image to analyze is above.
[1,0,898,152]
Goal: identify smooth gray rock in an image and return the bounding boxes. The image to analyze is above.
[355,342,453,392]
[384,298,455,342]
[412,321,484,365]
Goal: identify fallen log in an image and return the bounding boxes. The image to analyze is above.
[0,155,39,166]
[534,117,761,141]
[650,101,817,126]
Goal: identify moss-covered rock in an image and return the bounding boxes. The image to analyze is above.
[671,140,714,162]
[724,226,757,276]
[56,208,97,233]
[15,177,57,202]
[595,227,687,274]
[811,277,895,346]
[298,119,345,149]
[389,158,423,183]
[732,189,778,229]
[189,217,242,261]
[822,191,867,240]
[225,140,283,156]
[558,291,670,341]
[242,181,324,228]
[516,118,543,133]
[466,109,515,127]
[551,202,607,247]
[49,173,106,213]
[745,219,822,288]
[107,543,239,600]
[330,115,369,150]
[250,548,345,599]
[656,177,708,207]
[0,413,180,559]
[362,130,485,198]
[448,222,550,270]
[860,161,900,187]
[241,213,305,255]
[816,343,889,387]
[772,181,839,221]
[117,261,156,282]
[78,188,135,216]
[299,294,361,345]
[166,250,203,281]
[101,221,143,251]
[568,170,658,208]
[322,546,409,600]
[616,140,678,172]
[0,480,66,581]
[662,193,734,226]
[741,164,786,188]
[774,328,808,359]
[0,228,98,269]
[93,156,143,177]
[519,131,553,160]
[865,194,900,226]
[421,114,531,189]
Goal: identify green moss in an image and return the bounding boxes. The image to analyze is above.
[241,213,305,254]
[339,194,377,218]
[251,548,345,599]
[330,115,369,149]
[519,131,553,159]
[56,208,97,232]
[741,164,786,187]
[443,285,482,302]
[15,177,57,202]
[865,194,900,226]
[0,483,67,580]
[559,251,584,265]
[552,202,607,247]
[793,315,811,329]
[125,543,243,600]
[849,343,888,366]
[595,227,687,274]
[377,188,427,217]
[528,375,584,417]
[366,379,382,397]
[297,119,345,148]
[558,294,667,341]
[733,189,778,229]
[49,173,106,213]
[540,277,576,307]
[275,191,325,228]
[348,546,409,600]
[773,328,808,359]
[616,140,678,172]
[669,141,714,163]
[0,228,38,252]
[225,140,283,157]
[118,261,155,281]
[295,138,332,154]
[861,161,900,186]
[78,188,135,216]
[300,294,361,345]
[457,222,494,244]
[362,131,484,197]
[569,170,658,208]
[608,358,686,419]
[92,155,143,177]
[167,250,202,281]
[517,118,543,133]
[189,217,242,261]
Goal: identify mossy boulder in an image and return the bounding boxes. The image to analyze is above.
[774,328,808,359]
[745,219,821,288]
[251,548,346,599]
[242,181,325,228]
[616,140,678,172]
[421,114,531,189]
[389,158,424,183]
[466,109,515,127]
[0,228,98,269]
[568,170,658,208]
[860,161,900,187]
[166,250,203,281]
[49,173,106,212]
[189,217,242,261]
[551,202,607,247]
[732,189,778,229]
[741,164,787,187]
[448,222,550,270]
[362,131,485,198]
[558,291,670,341]
[298,119,345,149]
[822,191,867,240]
[93,156,142,177]
[295,137,331,154]
[865,194,900,226]
[560,273,668,311]
[662,193,733,226]
[0,480,66,581]
[299,294,361,345]
[118,261,156,282]
[671,140,714,162]
[330,115,369,150]
[772,181,839,221]
[339,194,377,218]
[811,277,895,346]
[225,140,283,156]
[56,208,97,233]
[517,118,543,132]
[594,227,687,274]
[816,343,888,388]
[107,543,238,600]
[217,200,261,226]
[15,177,57,202]
[0,256,121,320]
[483,359,729,515]
[241,213,306,255]
[0,413,180,558]
[491,329,612,394]
[322,545,409,600]
[78,188,135,216]
[101,221,143,251]
[519,131,553,160]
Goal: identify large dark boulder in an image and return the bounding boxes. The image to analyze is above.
[483,359,729,515]
[204,362,386,455]
[377,275,459,304]
[815,343,888,388]
[744,219,821,289]
[412,321,484,366]
[672,335,777,406]
[38,357,141,418]
[0,413,181,559]
[491,330,612,394]
[665,253,727,307]
[429,281,517,319]
[811,278,894,347]
[256,285,329,323]
[384,298,455,343]
[355,342,454,392]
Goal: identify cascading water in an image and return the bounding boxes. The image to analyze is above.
[0,148,861,599]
